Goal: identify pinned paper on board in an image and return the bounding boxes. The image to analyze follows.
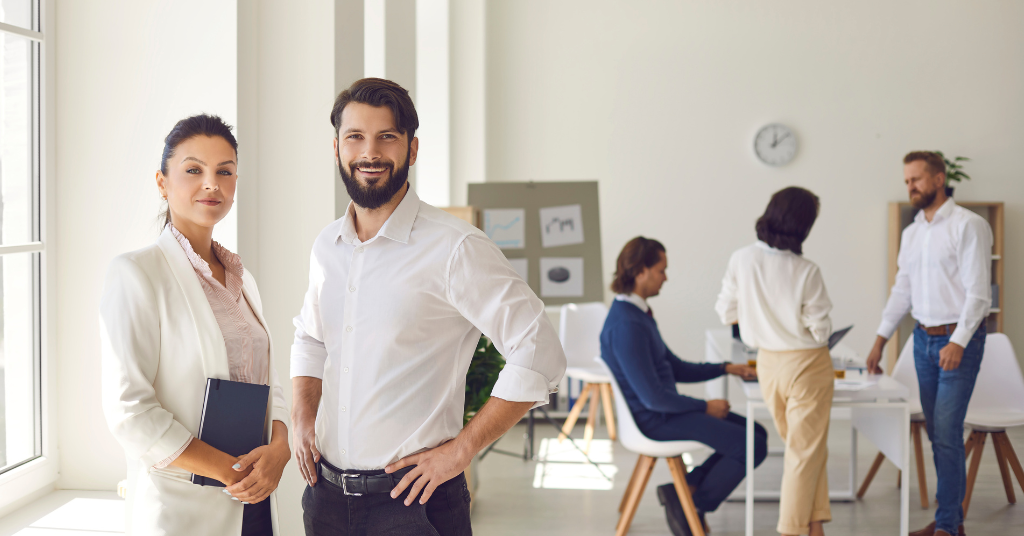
[540,257,584,298]
[539,205,584,248]
[484,208,526,249]
[508,258,529,284]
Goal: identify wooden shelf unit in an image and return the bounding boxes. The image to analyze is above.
[884,201,1004,373]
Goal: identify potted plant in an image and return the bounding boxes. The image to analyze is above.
[935,151,971,197]
[463,335,506,506]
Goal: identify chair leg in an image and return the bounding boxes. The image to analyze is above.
[912,422,929,509]
[600,383,618,441]
[617,455,656,536]
[667,456,706,536]
[964,432,976,459]
[558,383,591,443]
[584,385,600,454]
[994,433,1024,494]
[619,455,645,513]
[857,452,886,498]
[992,432,1016,504]
[962,431,987,517]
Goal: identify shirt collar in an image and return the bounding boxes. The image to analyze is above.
[168,223,244,281]
[914,197,956,225]
[337,185,421,245]
[615,293,649,313]
[754,240,793,254]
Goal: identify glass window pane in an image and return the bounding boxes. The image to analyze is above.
[0,32,34,245]
[0,251,39,472]
[0,0,32,32]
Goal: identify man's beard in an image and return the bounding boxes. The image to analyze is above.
[338,149,410,210]
[909,187,938,209]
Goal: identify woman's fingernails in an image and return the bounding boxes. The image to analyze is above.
[242,502,249,505]
[232,463,241,470]
[232,497,239,501]
[223,490,231,495]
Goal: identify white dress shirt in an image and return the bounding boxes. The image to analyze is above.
[715,241,833,351]
[291,187,566,470]
[615,293,649,314]
[876,198,992,348]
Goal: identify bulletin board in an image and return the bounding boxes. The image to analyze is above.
[468,181,603,306]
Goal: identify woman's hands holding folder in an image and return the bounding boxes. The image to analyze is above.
[226,420,291,504]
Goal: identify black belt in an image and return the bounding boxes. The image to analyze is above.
[319,461,414,496]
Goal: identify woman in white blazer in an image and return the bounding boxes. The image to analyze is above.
[101,115,290,536]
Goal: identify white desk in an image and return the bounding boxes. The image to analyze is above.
[704,328,911,536]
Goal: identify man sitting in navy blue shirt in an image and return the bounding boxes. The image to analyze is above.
[601,236,768,536]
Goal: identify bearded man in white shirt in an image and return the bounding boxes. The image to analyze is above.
[866,151,992,536]
[289,78,567,536]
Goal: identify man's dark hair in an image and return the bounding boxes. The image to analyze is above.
[159,114,238,226]
[611,236,666,294]
[330,78,419,140]
[903,151,946,177]
[755,187,820,255]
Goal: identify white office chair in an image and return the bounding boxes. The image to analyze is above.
[596,358,707,536]
[857,334,932,508]
[558,302,615,453]
[962,333,1024,516]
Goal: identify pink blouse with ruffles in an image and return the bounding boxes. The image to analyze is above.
[154,224,271,468]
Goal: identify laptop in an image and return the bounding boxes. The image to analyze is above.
[828,325,853,350]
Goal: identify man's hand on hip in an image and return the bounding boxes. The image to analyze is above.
[939,342,965,371]
[386,440,474,506]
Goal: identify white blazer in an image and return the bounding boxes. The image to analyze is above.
[100,227,290,536]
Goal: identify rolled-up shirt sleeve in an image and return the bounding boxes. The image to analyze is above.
[291,250,329,379]
[950,217,993,347]
[448,234,566,406]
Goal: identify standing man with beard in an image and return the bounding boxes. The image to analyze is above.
[866,151,992,536]
[289,78,566,536]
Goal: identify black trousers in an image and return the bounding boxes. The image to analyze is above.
[302,460,473,536]
[242,499,273,536]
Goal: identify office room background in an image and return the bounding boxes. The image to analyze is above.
[0,0,1022,534]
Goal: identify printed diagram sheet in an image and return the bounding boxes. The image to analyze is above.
[484,208,526,249]
[540,257,584,297]
[539,205,584,248]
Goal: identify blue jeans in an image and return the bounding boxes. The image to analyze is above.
[914,323,986,534]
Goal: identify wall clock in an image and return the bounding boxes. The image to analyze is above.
[754,123,797,166]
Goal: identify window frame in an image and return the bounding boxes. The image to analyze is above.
[0,0,56,515]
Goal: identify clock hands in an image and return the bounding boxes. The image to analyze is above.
[770,131,791,149]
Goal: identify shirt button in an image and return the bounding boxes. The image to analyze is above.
[343,367,349,373]
[346,326,353,333]
[341,449,346,455]
[355,247,364,253]
[341,406,347,412]
[349,286,356,292]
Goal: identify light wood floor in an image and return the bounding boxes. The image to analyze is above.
[470,419,1024,535]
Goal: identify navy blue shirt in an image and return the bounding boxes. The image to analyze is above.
[600,299,725,428]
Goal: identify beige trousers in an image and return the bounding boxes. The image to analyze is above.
[757,346,834,535]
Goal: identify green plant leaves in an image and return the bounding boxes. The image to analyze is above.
[464,336,506,425]
[935,150,971,185]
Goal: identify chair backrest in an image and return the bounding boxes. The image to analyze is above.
[594,357,649,452]
[966,333,1024,415]
[891,334,922,414]
[559,302,609,370]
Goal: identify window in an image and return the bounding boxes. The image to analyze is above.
[0,0,41,476]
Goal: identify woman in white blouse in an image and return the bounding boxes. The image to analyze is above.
[715,187,834,536]
[100,115,290,536]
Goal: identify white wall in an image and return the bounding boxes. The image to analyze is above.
[240,1,337,533]
[483,0,1024,365]
[54,0,237,490]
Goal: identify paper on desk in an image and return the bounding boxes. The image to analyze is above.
[834,378,877,391]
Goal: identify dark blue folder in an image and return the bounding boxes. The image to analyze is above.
[191,378,270,487]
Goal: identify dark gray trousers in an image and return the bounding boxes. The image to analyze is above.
[302,461,473,536]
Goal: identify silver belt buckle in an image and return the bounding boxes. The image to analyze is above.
[341,473,363,496]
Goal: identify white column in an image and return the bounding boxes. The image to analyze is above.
[414,0,450,206]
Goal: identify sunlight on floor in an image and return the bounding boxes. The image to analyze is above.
[14,498,124,535]
[532,438,620,490]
